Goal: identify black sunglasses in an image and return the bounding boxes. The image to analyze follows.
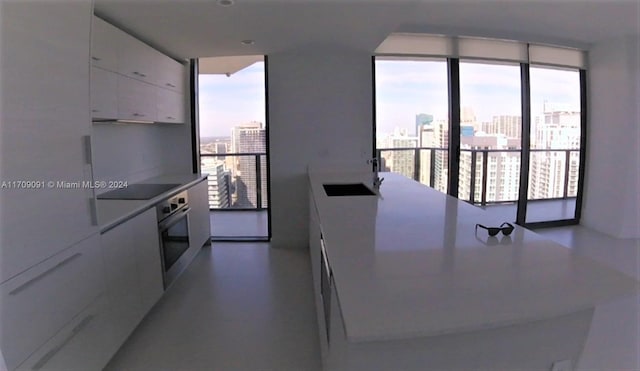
[475,222,514,236]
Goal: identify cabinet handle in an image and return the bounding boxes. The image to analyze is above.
[92,109,99,113]
[166,116,175,120]
[9,253,83,296]
[32,314,95,370]
[133,71,147,78]
[132,113,145,117]
[91,56,101,61]
[165,83,175,88]
[83,135,93,166]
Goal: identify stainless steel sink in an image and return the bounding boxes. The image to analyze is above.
[323,183,376,196]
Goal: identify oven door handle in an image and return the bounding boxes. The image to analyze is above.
[158,207,190,231]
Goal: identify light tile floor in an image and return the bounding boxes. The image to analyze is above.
[537,226,639,370]
[105,243,321,371]
[481,198,577,222]
[210,210,269,239]
[106,226,638,371]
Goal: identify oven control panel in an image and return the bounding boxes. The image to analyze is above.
[156,190,189,222]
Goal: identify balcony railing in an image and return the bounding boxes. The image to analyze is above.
[200,153,268,210]
[376,147,579,206]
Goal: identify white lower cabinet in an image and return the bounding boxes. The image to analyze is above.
[188,179,211,249]
[100,208,163,345]
[0,234,104,371]
[15,294,116,371]
[131,208,164,314]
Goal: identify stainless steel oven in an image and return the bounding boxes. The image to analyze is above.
[157,190,191,289]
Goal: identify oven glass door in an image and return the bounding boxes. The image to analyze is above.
[159,208,190,273]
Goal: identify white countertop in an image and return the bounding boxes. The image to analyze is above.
[96,173,207,232]
[309,171,639,343]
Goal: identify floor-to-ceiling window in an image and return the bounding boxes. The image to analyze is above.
[197,56,269,240]
[458,61,522,223]
[374,58,449,193]
[525,66,581,223]
[374,35,587,227]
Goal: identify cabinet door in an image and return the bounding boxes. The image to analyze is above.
[15,294,119,371]
[117,75,157,121]
[157,56,185,92]
[188,180,212,249]
[91,16,118,72]
[156,88,186,123]
[0,234,103,371]
[131,209,163,314]
[100,220,143,340]
[100,209,163,345]
[90,66,118,120]
[0,0,97,283]
[118,32,157,84]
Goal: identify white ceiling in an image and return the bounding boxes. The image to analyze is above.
[95,0,640,60]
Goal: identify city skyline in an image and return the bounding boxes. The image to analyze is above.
[198,60,580,139]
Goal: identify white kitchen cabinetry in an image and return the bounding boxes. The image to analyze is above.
[101,208,163,344]
[90,66,118,120]
[157,56,185,92]
[91,15,187,124]
[188,180,211,249]
[0,1,97,283]
[0,234,104,371]
[117,32,157,84]
[15,294,117,371]
[156,88,186,123]
[131,208,164,315]
[117,75,157,122]
[90,16,118,72]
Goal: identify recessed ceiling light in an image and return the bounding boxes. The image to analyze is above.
[217,0,234,7]
[241,39,255,45]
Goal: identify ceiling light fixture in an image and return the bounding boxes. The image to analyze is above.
[241,39,255,45]
[217,0,234,6]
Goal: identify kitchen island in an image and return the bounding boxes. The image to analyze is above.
[308,171,638,370]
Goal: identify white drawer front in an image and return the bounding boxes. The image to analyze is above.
[0,234,104,370]
[15,294,118,371]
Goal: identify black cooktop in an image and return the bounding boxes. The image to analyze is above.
[97,183,181,200]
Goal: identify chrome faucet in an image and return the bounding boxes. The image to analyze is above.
[367,158,384,190]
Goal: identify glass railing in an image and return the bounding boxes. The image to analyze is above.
[200,153,268,210]
[376,147,579,205]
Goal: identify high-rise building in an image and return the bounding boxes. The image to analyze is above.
[482,115,522,139]
[418,123,435,186]
[415,113,433,135]
[458,134,521,203]
[380,128,418,179]
[528,106,580,199]
[432,119,449,193]
[200,160,231,208]
[231,121,266,208]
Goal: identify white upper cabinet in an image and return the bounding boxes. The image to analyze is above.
[90,15,187,124]
[91,66,118,120]
[91,17,118,71]
[157,56,185,93]
[117,76,157,122]
[156,88,186,123]
[117,32,157,84]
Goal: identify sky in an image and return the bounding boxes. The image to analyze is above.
[198,61,266,138]
[197,59,580,138]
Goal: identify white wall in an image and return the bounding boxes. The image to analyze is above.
[582,34,640,239]
[92,123,192,186]
[268,47,373,249]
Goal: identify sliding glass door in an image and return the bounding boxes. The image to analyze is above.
[522,66,583,225]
